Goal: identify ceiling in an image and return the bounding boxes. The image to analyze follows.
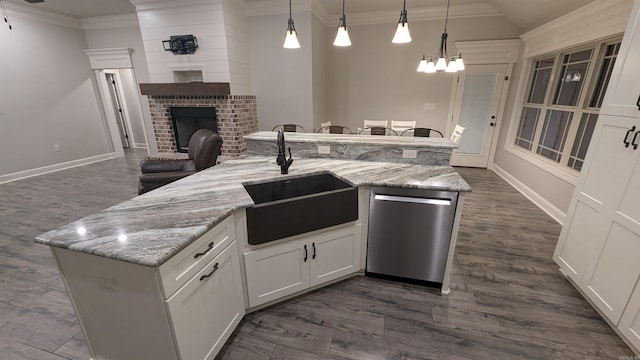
[6,0,597,31]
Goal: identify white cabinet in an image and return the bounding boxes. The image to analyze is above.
[53,216,244,360]
[554,2,640,349]
[600,0,640,118]
[620,280,640,351]
[165,241,244,360]
[244,224,361,308]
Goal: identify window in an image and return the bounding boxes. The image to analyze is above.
[514,40,621,172]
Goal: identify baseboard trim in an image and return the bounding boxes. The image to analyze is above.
[492,164,566,225]
[0,153,118,185]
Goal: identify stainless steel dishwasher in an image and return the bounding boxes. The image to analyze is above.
[366,186,458,285]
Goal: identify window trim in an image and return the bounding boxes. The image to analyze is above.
[504,37,622,186]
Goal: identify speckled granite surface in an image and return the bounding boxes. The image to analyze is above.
[246,131,455,165]
[35,157,471,267]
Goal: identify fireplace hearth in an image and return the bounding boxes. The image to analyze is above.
[170,107,218,153]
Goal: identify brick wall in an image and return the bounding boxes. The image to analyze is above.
[147,95,258,157]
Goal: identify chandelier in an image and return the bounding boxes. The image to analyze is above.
[417,0,464,73]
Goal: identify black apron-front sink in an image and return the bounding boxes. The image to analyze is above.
[243,172,358,245]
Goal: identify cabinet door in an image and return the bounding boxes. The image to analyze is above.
[244,239,309,308]
[554,115,639,282]
[600,0,640,118]
[619,279,640,352]
[583,143,640,324]
[309,225,361,288]
[165,241,245,360]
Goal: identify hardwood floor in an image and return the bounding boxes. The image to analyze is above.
[0,153,634,359]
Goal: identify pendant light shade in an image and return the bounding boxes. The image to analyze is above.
[416,0,464,74]
[283,0,300,49]
[392,0,411,44]
[334,0,351,47]
[417,55,427,72]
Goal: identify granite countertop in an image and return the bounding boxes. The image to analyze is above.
[35,157,471,268]
[245,131,457,149]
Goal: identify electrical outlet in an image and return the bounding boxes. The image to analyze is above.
[403,149,417,159]
[54,144,61,152]
[318,145,331,154]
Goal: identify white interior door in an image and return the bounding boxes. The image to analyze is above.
[450,64,508,168]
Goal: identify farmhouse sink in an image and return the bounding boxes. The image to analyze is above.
[243,172,358,245]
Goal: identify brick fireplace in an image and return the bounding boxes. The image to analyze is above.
[140,83,258,158]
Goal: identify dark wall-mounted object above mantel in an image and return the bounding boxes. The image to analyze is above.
[163,35,198,55]
[139,83,231,96]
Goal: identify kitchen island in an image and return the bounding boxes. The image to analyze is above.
[35,132,471,360]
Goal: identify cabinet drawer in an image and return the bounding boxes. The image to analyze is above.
[165,241,244,360]
[159,216,235,298]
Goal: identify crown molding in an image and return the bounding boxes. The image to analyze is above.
[2,0,82,29]
[130,0,222,13]
[455,39,522,64]
[520,0,632,58]
[343,3,500,26]
[84,48,133,69]
[81,14,139,30]
[245,0,312,17]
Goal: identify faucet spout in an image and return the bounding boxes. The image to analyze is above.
[276,129,293,174]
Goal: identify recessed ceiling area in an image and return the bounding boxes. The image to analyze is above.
[6,0,597,31]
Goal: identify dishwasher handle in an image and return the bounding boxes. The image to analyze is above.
[374,194,451,206]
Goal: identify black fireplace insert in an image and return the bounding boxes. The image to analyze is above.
[170,107,218,153]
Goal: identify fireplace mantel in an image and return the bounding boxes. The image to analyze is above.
[139,82,231,96]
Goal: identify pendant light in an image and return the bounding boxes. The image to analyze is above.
[283,0,300,49]
[417,0,464,74]
[392,0,411,44]
[333,0,351,47]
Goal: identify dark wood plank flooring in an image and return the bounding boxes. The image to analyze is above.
[0,152,634,359]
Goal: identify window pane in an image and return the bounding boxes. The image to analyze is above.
[515,107,540,150]
[528,57,554,104]
[590,43,621,108]
[537,110,573,162]
[568,113,598,171]
[553,49,593,106]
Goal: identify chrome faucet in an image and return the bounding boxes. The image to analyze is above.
[276,129,293,174]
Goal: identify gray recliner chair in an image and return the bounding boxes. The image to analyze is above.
[138,129,223,195]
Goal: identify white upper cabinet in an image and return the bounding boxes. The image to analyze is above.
[600,0,640,118]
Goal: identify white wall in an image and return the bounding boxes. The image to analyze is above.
[223,0,253,94]
[325,16,522,134]
[248,11,313,132]
[0,7,112,179]
[311,13,327,131]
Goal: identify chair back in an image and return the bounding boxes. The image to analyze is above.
[364,119,388,128]
[450,125,466,144]
[360,127,397,136]
[401,128,444,137]
[273,124,305,132]
[188,129,223,171]
[391,120,416,133]
[318,125,352,134]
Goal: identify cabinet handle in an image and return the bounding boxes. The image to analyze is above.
[303,245,308,262]
[637,94,640,110]
[624,126,636,148]
[312,242,316,260]
[194,242,214,259]
[632,131,640,150]
[199,262,219,281]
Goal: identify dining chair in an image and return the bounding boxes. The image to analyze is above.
[363,119,388,129]
[401,128,444,137]
[317,125,352,134]
[359,127,397,136]
[450,125,466,144]
[272,124,306,132]
[391,120,416,133]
